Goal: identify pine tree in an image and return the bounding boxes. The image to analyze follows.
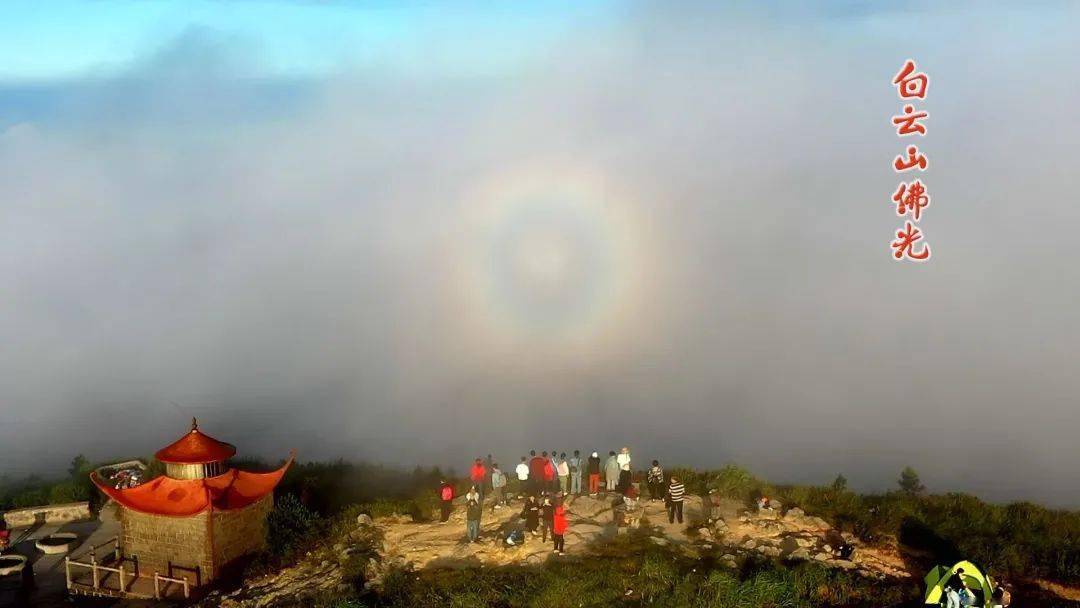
[831,474,848,493]
[898,466,925,496]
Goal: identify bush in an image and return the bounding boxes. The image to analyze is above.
[267,493,319,559]
[48,480,90,504]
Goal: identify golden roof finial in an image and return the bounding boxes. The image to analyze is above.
[191,417,199,431]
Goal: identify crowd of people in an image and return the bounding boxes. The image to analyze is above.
[436,446,688,555]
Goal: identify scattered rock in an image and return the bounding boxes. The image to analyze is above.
[758,546,781,557]
[789,548,811,561]
[357,513,374,526]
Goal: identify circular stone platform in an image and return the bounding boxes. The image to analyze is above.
[35,532,78,554]
[0,554,27,576]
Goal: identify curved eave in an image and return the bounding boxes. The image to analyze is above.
[92,453,294,517]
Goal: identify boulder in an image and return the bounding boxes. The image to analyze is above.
[356,513,374,526]
[779,536,801,556]
[788,548,811,561]
[758,546,781,557]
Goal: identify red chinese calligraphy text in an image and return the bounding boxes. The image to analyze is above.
[892,104,928,136]
[893,145,928,172]
[892,180,930,221]
[892,59,928,99]
[891,221,931,261]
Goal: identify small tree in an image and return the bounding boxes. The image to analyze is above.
[68,455,91,479]
[831,474,848,493]
[898,466,926,496]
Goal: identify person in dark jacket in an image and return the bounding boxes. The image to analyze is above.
[466,498,482,542]
[540,494,555,542]
[587,451,602,495]
[647,460,665,500]
[522,495,540,536]
[485,454,494,490]
[439,480,454,523]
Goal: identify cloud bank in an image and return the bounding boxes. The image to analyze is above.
[2,3,1079,506]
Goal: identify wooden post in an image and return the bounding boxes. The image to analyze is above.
[182,575,190,599]
[153,571,160,600]
[64,556,71,590]
[91,554,99,589]
[114,537,121,562]
[118,563,125,592]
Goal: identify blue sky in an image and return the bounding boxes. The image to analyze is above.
[1,1,617,82]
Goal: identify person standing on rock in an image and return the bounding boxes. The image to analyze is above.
[549,450,560,492]
[552,500,568,555]
[491,463,507,509]
[557,453,570,494]
[515,456,530,499]
[485,454,494,491]
[542,455,556,494]
[706,488,722,524]
[647,460,665,501]
[604,451,620,492]
[617,447,632,495]
[569,450,583,495]
[522,495,541,537]
[529,451,547,496]
[470,458,487,503]
[540,494,555,543]
[666,475,685,524]
[587,451,602,495]
[466,497,482,542]
[439,479,455,523]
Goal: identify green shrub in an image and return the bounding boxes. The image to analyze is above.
[268,493,319,559]
[11,489,49,508]
[48,480,90,504]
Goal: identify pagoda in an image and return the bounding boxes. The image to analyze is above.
[91,418,293,586]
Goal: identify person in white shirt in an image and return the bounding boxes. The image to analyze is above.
[515,456,530,499]
[616,446,632,494]
[557,453,570,494]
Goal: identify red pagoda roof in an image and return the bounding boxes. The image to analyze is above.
[92,455,293,516]
[155,418,237,464]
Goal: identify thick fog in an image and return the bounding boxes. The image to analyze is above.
[2,3,1079,506]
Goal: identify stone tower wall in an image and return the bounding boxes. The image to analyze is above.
[211,493,273,576]
[118,493,274,584]
[120,508,213,583]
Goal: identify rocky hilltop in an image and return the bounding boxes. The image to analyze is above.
[201,494,910,608]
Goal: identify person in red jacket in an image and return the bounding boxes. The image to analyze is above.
[439,480,455,523]
[542,457,556,492]
[470,458,487,503]
[552,500,568,554]
[528,450,547,496]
